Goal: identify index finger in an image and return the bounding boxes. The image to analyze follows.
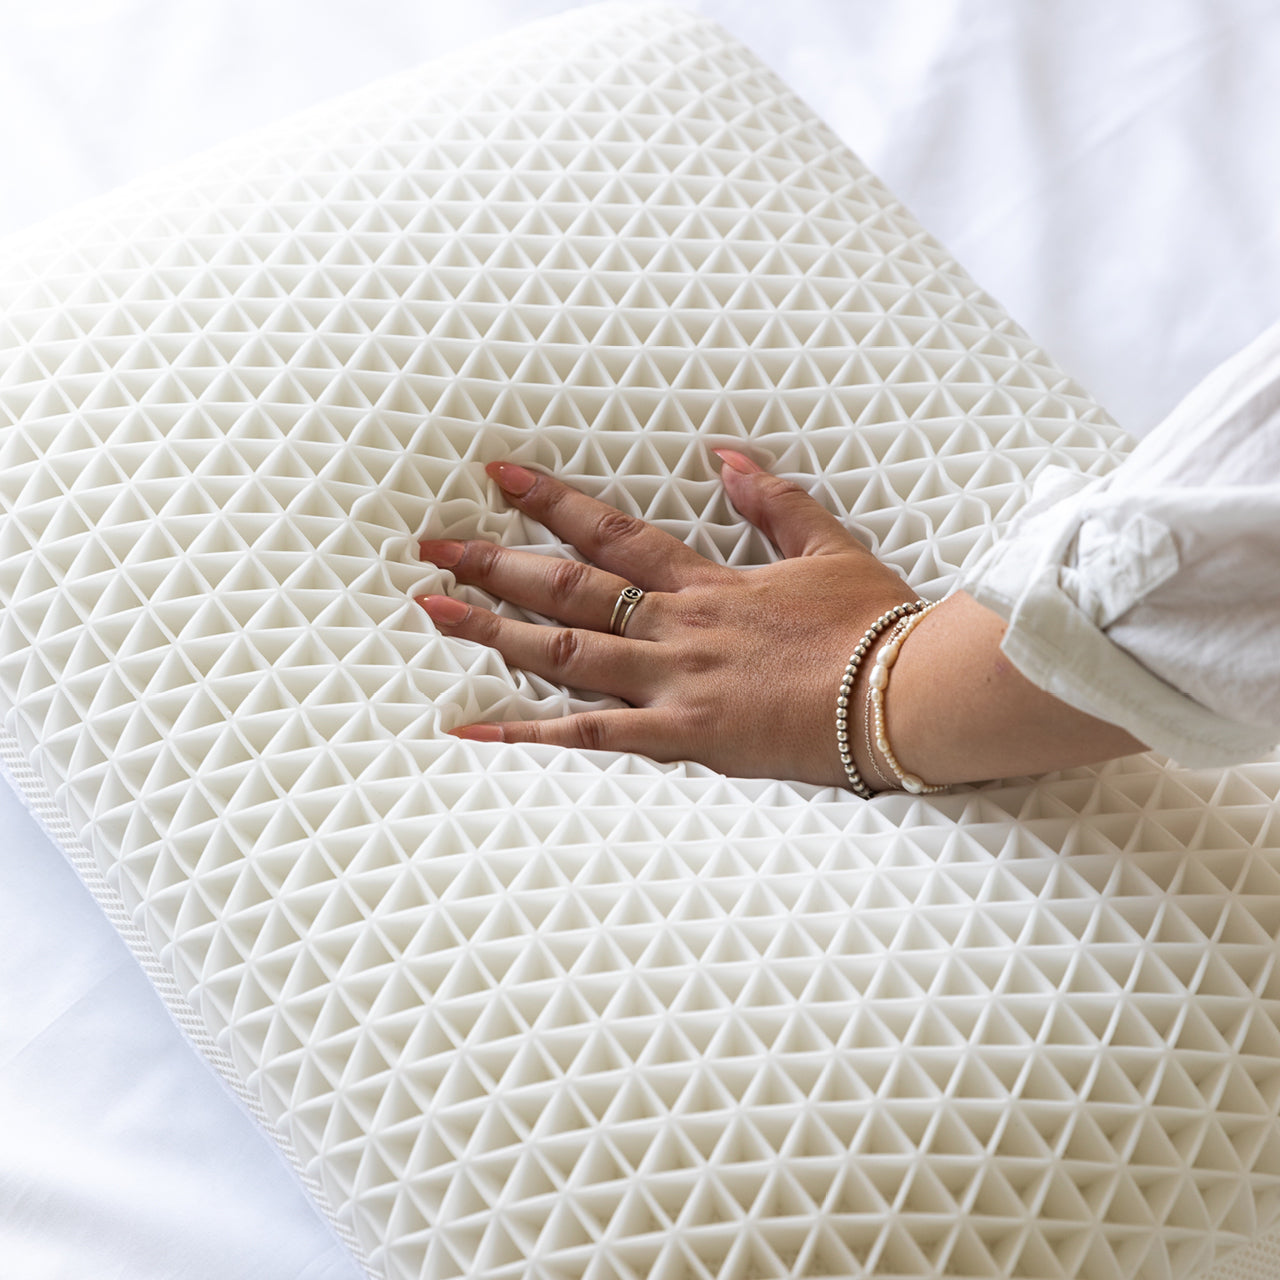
[485,461,723,591]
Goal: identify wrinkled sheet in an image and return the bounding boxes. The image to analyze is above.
[1,1,1278,1276]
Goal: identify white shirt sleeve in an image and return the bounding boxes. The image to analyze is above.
[957,319,1280,767]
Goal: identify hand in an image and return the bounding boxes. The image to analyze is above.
[415,451,917,788]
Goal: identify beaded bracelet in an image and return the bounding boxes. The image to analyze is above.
[836,600,926,797]
[866,598,947,795]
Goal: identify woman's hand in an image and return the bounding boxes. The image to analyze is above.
[416,451,914,788]
[416,452,1147,789]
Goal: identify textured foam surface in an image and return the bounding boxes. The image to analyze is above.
[2,5,1280,1278]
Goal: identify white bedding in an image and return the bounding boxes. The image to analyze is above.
[2,3,1279,1278]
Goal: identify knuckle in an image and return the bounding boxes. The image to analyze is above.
[532,477,570,520]
[764,472,803,494]
[591,508,644,549]
[467,607,500,642]
[656,699,711,755]
[760,473,807,506]
[574,713,612,753]
[673,595,722,631]
[672,644,716,678]
[545,626,585,671]
[545,556,591,605]
[674,699,712,740]
[465,540,503,578]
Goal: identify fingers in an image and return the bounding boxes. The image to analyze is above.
[485,462,722,590]
[419,537,658,638]
[417,594,653,699]
[713,449,863,560]
[449,707,677,760]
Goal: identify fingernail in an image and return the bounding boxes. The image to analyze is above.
[416,594,469,625]
[712,448,763,475]
[419,538,465,567]
[486,461,538,495]
[449,724,504,742]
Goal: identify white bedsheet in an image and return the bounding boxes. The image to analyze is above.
[2,2,1278,1276]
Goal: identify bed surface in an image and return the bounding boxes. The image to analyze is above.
[2,2,1279,1277]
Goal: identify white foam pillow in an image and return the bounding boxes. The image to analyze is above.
[3,5,1280,1279]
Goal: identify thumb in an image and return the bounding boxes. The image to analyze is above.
[713,450,859,559]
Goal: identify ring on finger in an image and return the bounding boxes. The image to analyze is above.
[609,585,645,637]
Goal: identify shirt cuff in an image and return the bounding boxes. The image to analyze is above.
[958,473,1280,769]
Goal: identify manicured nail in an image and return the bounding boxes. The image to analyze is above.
[417,594,469,625]
[486,461,538,495]
[419,538,465,567]
[449,724,504,742]
[712,448,764,475]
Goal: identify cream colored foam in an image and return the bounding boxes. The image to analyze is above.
[2,5,1279,1278]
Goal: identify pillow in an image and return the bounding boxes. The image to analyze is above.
[3,4,1280,1279]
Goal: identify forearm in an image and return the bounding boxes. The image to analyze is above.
[847,590,1147,788]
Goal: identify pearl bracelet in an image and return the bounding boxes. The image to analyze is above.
[864,614,911,789]
[836,600,925,798]
[866,598,947,795]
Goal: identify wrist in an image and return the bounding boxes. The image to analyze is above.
[886,591,1147,785]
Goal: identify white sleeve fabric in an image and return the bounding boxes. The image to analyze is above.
[958,318,1280,768]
